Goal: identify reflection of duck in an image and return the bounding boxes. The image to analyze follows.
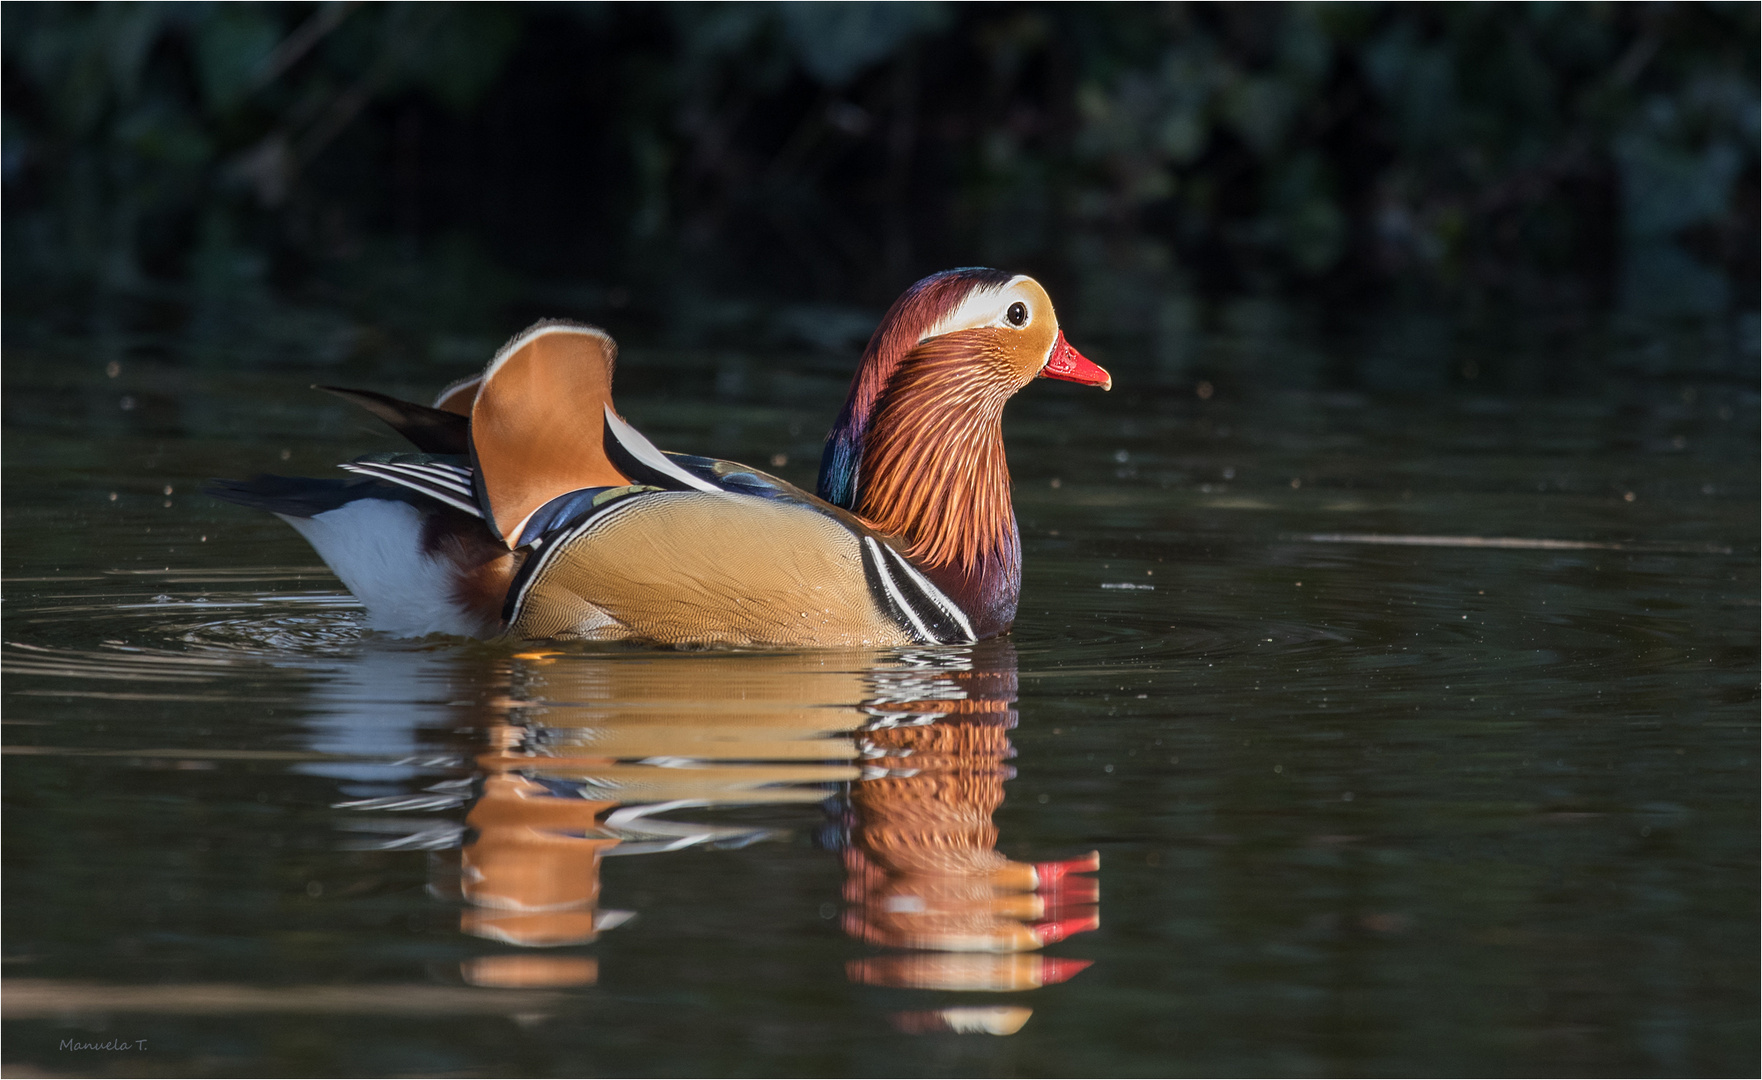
[844,721,1100,952]
[429,651,879,987]
[841,652,1099,1004]
[325,643,1097,1011]
[456,771,622,950]
[209,269,1109,645]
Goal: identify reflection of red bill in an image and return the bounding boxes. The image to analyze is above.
[1039,875,1101,906]
[1033,850,1100,889]
[1031,910,1101,945]
[848,953,1093,991]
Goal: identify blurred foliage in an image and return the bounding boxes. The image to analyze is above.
[2,2,1756,372]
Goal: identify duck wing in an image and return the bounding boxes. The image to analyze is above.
[504,485,974,647]
[335,453,482,518]
[498,408,978,646]
[317,320,809,535]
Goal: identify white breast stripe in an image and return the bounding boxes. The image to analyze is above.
[603,406,720,493]
[864,537,936,644]
[880,543,977,643]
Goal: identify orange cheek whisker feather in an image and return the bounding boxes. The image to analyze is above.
[856,338,1018,572]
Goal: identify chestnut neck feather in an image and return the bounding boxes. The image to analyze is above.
[852,336,1022,633]
[818,267,1011,511]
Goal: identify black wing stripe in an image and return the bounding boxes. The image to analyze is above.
[859,537,941,644]
[343,459,474,490]
[602,406,723,493]
[342,472,479,516]
[502,494,647,623]
[338,462,471,497]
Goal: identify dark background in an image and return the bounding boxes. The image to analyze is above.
[1,11,1757,1076]
[4,2,1757,390]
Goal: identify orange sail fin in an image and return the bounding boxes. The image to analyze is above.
[433,374,482,416]
[470,322,632,546]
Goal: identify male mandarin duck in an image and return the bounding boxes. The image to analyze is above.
[208,268,1111,645]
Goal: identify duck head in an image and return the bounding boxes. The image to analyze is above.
[818,269,1109,636]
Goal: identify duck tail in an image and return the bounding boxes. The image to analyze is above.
[203,474,370,518]
[206,475,509,639]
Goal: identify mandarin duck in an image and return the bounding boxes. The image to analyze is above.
[208,268,1111,646]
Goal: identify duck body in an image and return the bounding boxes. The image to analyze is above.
[209,270,1109,645]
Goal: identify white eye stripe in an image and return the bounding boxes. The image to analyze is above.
[919,274,1036,342]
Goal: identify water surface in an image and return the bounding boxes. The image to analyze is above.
[4,338,1757,1076]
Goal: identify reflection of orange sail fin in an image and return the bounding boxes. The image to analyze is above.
[462,955,599,988]
[460,773,622,948]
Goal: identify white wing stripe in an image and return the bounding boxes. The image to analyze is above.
[375,461,473,492]
[378,475,474,500]
[348,460,474,495]
[340,473,477,512]
[338,463,484,518]
[864,537,936,644]
[880,544,977,643]
[603,406,721,493]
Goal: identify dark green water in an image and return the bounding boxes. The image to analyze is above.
[3,334,1757,1077]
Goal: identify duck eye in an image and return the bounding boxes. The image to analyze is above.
[1006,302,1028,327]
